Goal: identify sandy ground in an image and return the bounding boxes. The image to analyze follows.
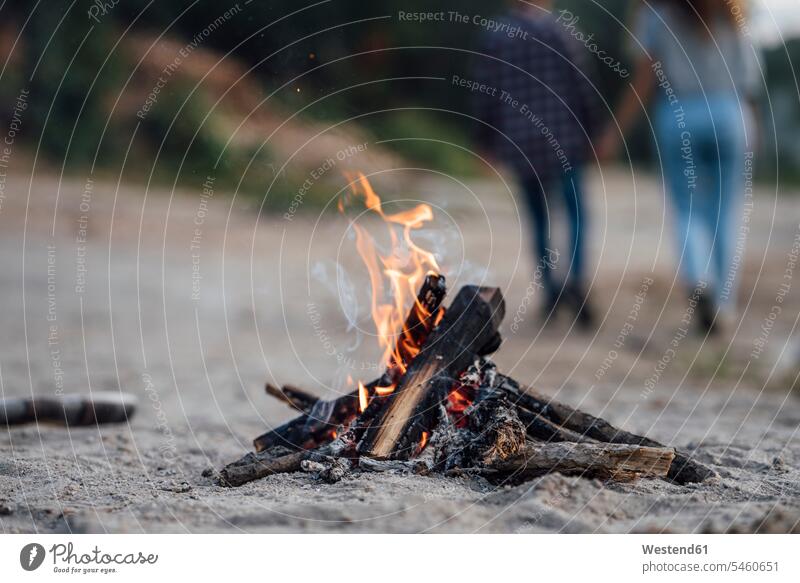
[1,163,799,533]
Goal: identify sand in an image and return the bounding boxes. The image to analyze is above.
[1,165,799,533]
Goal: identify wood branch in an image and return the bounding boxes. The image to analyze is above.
[0,392,137,426]
[264,384,319,413]
[358,286,506,459]
[252,273,448,453]
[496,375,717,484]
[219,449,310,487]
[488,441,675,481]
[220,433,355,487]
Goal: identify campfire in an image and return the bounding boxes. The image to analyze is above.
[218,174,716,488]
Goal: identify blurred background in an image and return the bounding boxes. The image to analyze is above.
[2,0,800,201]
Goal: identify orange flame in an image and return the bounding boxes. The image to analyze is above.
[340,172,440,397]
[419,431,429,451]
[358,381,369,414]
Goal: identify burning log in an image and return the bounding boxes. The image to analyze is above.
[384,272,448,384]
[357,286,505,459]
[253,273,447,453]
[487,442,676,481]
[253,389,361,452]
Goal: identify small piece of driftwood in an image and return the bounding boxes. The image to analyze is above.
[0,392,137,426]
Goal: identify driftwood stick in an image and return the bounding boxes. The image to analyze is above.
[489,441,675,481]
[264,384,319,413]
[220,433,355,487]
[497,375,717,484]
[219,449,310,487]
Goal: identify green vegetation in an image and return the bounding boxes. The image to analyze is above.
[1,0,799,212]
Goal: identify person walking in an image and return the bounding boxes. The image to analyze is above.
[598,0,760,334]
[473,0,600,328]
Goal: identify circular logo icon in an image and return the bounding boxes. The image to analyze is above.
[20,543,46,571]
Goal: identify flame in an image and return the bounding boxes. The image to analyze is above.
[358,381,369,413]
[433,307,446,327]
[340,172,440,400]
[419,431,429,451]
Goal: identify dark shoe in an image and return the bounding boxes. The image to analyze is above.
[566,284,595,330]
[694,287,718,336]
[539,290,561,323]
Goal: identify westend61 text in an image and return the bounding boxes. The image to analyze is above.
[642,544,708,555]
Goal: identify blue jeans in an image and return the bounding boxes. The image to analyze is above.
[655,96,748,312]
[521,169,586,297]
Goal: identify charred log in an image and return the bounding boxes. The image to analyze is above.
[358,286,505,459]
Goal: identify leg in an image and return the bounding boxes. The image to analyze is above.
[707,116,746,314]
[561,167,586,288]
[658,106,709,293]
[560,168,595,328]
[521,175,557,299]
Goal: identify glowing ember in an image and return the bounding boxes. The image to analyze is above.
[446,385,475,428]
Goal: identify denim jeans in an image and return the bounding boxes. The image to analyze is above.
[521,168,586,297]
[655,96,748,312]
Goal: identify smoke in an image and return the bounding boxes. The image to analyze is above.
[310,261,364,392]
[311,261,361,345]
